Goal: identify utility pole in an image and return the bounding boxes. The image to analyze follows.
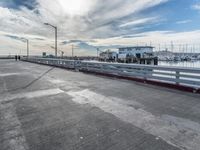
[72,45,74,58]
[193,44,195,54]
[186,44,188,55]
[171,41,174,53]
[61,51,64,58]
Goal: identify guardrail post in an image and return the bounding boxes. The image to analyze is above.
[86,63,89,71]
[73,61,76,70]
[176,71,180,85]
[74,61,79,71]
[143,68,148,83]
[101,64,104,72]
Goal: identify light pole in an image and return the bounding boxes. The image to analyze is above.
[97,48,100,56]
[27,39,29,58]
[72,44,74,58]
[44,23,57,57]
[97,48,99,60]
[24,39,29,58]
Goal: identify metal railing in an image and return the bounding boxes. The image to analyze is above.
[22,57,200,90]
[23,57,81,69]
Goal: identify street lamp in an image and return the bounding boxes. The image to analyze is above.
[44,23,57,57]
[24,38,29,58]
[97,48,99,58]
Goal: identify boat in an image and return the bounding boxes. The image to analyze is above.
[174,56,181,61]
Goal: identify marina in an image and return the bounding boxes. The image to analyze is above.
[159,60,200,68]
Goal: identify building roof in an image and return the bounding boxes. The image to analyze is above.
[119,46,154,49]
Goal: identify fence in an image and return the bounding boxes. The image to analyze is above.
[22,57,200,92]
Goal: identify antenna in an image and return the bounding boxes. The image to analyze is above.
[97,48,99,58]
[72,44,74,58]
[171,41,174,53]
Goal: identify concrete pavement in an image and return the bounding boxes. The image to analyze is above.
[0,59,200,150]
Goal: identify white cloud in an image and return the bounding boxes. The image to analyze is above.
[94,30,200,52]
[119,17,158,27]
[176,20,192,24]
[0,0,169,38]
[192,3,200,11]
[3,0,200,56]
[57,0,96,16]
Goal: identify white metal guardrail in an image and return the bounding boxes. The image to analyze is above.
[23,57,81,69]
[22,57,200,90]
[80,61,200,89]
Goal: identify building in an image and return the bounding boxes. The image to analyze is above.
[99,50,118,62]
[118,46,154,59]
[118,46,157,65]
[42,52,47,57]
[98,46,158,65]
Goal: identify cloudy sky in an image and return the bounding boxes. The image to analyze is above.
[0,0,200,56]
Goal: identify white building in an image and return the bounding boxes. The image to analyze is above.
[99,50,118,61]
[118,46,154,59]
[197,54,200,60]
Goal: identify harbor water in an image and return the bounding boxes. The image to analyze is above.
[158,61,200,68]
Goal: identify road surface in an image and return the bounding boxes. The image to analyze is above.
[0,59,200,150]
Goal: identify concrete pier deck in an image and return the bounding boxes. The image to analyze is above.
[1,60,200,150]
